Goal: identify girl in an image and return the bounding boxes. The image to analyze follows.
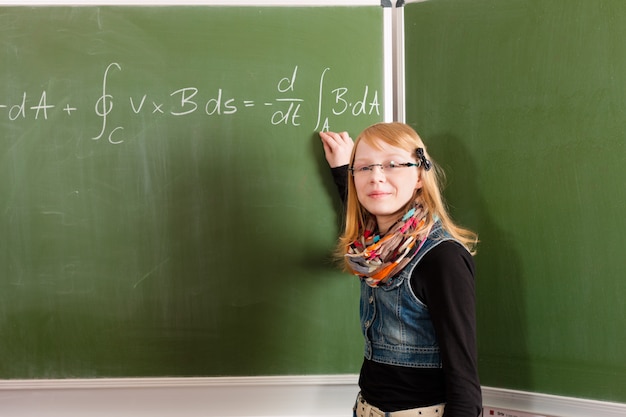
[319,122,481,417]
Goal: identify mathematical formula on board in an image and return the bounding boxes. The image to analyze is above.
[0,63,381,144]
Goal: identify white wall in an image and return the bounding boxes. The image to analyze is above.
[1,376,625,417]
[0,376,358,417]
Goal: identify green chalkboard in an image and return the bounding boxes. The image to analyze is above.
[405,0,626,403]
[0,6,385,378]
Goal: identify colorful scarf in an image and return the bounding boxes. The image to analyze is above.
[345,203,430,287]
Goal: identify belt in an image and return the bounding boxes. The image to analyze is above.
[354,394,445,417]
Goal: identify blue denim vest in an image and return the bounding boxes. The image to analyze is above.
[359,221,461,368]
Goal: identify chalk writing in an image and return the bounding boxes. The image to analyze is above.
[0,63,381,144]
[93,62,122,144]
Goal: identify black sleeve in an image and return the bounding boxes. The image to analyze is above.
[411,241,482,417]
[330,164,349,205]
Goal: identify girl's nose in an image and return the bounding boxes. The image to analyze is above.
[369,165,386,181]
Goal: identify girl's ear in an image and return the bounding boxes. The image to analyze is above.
[415,175,423,191]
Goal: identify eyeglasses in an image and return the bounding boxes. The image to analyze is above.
[349,161,420,176]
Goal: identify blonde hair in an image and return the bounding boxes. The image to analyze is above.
[337,122,478,269]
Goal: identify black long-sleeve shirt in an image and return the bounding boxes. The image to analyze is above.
[331,165,482,417]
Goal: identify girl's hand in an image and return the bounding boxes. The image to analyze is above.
[318,131,354,168]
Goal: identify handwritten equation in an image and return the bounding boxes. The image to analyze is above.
[0,63,381,144]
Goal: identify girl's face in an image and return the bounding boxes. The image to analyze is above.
[352,139,422,234]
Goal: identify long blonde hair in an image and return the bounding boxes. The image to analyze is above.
[337,122,478,269]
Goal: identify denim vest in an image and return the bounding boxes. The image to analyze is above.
[359,221,460,368]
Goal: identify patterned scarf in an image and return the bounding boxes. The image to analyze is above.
[345,203,430,287]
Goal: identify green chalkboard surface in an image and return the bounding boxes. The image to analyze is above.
[0,6,384,378]
[405,0,626,403]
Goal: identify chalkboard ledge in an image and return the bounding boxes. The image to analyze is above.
[1,377,625,417]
